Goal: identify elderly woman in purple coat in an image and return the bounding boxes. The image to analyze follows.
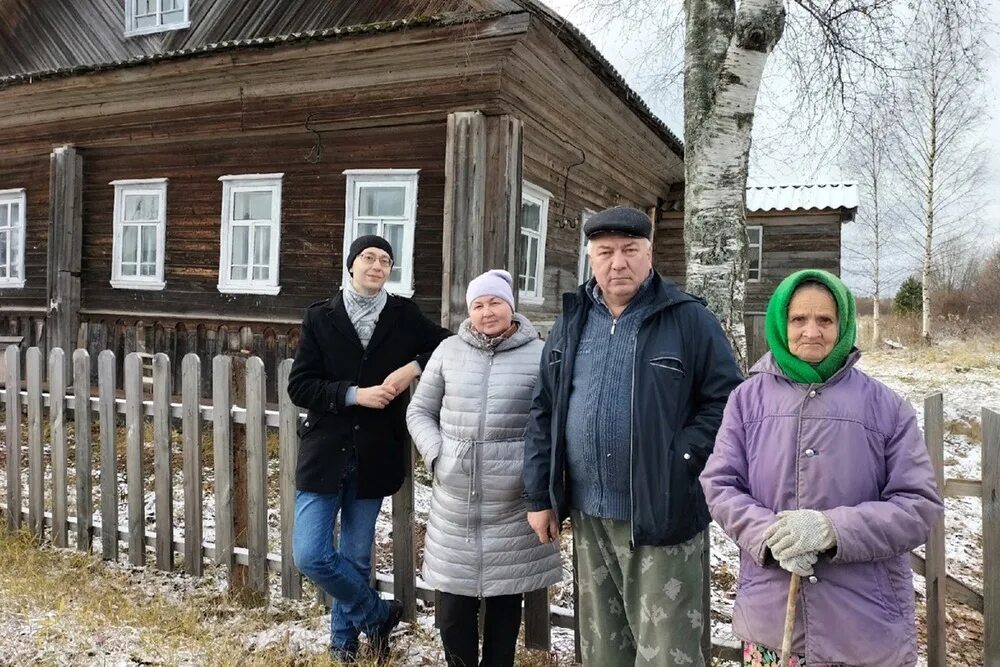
[701,269,943,667]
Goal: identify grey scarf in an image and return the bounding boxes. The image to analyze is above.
[342,282,387,348]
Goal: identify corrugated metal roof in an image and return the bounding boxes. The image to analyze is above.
[746,182,859,214]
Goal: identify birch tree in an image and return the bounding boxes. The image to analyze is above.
[891,0,989,342]
[843,103,899,346]
[573,0,901,362]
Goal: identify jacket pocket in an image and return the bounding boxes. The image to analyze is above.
[873,560,904,620]
[297,412,324,438]
[649,355,686,376]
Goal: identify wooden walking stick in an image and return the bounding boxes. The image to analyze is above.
[780,573,802,667]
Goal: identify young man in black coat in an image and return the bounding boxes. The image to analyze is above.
[288,235,450,662]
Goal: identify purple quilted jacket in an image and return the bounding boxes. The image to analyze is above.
[700,350,943,666]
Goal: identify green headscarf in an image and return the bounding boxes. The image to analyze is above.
[764,269,857,384]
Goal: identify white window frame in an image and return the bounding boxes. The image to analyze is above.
[0,188,26,289]
[109,179,167,290]
[124,0,190,37]
[217,174,283,296]
[578,209,596,284]
[342,169,419,298]
[519,182,550,305]
[747,225,763,282]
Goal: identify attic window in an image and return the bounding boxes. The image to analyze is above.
[125,0,190,36]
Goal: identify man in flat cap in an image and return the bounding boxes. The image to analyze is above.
[523,207,742,666]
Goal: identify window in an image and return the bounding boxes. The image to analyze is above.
[110,179,167,290]
[519,182,550,304]
[218,174,283,295]
[125,0,190,36]
[578,209,596,284]
[342,170,419,297]
[0,189,26,288]
[747,225,763,282]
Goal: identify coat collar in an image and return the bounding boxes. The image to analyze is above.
[562,271,700,319]
[750,348,862,387]
[324,291,403,353]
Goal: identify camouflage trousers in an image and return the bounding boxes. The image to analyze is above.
[573,511,705,667]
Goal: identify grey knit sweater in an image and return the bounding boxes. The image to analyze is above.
[565,277,655,520]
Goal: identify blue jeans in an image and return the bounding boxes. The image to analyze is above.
[293,459,386,651]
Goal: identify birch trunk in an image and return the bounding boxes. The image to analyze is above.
[871,145,882,347]
[683,0,785,368]
[922,98,936,343]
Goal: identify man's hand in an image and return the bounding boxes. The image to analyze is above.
[382,362,420,395]
[528,510,560,545]
[356,384,398,409]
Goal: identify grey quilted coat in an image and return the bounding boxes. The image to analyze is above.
[406,314,562,597]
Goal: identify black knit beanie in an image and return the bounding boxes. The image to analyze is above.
[346,235,394,275]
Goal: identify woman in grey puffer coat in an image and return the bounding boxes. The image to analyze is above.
[407,269,562,667]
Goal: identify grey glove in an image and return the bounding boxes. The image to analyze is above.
[764,509,836,561]
[779,551,818,577]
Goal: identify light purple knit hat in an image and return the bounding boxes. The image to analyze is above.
[466,269,516,312]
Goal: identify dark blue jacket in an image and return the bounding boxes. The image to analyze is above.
[522,272,743,547]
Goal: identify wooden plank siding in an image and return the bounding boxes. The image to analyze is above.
[0,153,50,311]
[744,212,842,314]
[77,124,448,319]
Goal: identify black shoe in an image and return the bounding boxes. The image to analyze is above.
[367,599,404,661]
[329,646,358,665]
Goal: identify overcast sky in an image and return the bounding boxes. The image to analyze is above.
[542,0,1000,285]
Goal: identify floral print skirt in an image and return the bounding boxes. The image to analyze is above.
[743,642,846,667]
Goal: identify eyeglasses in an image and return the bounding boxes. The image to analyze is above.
[359,252,393,268]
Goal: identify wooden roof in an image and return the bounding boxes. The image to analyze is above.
[0,0,682,156]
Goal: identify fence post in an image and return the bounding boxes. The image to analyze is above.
[49,347,68,548]
[702,527,711,666]
[152,353,173,571]
[229,353,253,601]
[245,356,269,602]
[98,351,118,560]
[124,352,145,566]
[924,393,947,667]
[73,349,93,552]
[5,345,22,532]
[212,355,234,571]
[26,347,43,538]
[523,588,551,651]
[983,408,1000,667]
[277,359,302,599]
[182,353,202,576]
[393,429,417,622]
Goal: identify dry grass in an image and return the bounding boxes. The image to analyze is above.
[0,528,341,666]
[857,315,1000,370]
[946,418,983,444]
[0,528,572,666]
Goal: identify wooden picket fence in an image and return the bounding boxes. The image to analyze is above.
[1,346,996,664]
[0,346,583,657]
[918,393,1000,667]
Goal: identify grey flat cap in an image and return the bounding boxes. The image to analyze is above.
[583,207,652,239]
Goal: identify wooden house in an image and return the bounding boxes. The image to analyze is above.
[0,0,685,393]
[742,182,857,362]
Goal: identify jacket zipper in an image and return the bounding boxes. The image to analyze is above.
[476,350,494,596]
[628,334,637,550]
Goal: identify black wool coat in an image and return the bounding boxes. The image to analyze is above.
[288,293,450,498]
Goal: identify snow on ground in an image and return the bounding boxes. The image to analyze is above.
[0,346,994,664]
